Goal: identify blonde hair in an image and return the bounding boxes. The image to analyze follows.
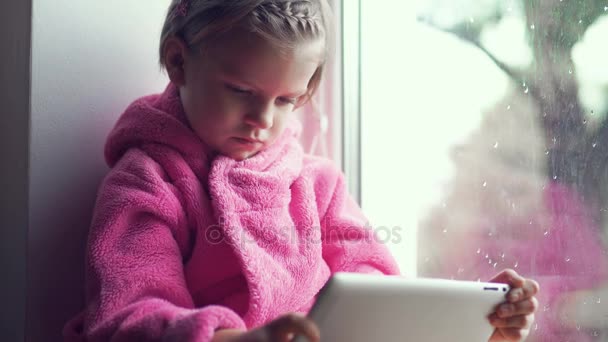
[159,0,333,104]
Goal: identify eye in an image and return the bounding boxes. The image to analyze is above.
[226,84,252,95]
[277,97,298,105]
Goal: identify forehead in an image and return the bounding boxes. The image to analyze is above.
[199,30,325,91]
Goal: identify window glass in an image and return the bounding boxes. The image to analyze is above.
[361,1,608,340]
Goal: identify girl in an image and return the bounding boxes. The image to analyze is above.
[63,1,538,341]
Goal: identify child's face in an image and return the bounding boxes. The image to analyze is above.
[178,30,324,161]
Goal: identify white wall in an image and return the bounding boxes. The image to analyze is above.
[28,1,170,340]
[1,2,31,341]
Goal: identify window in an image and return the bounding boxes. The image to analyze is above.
[359,1,608,340]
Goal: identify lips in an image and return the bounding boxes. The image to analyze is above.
[234,137,264,144]
[232,137,264,147]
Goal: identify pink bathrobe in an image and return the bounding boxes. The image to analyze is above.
[63,82,400,341]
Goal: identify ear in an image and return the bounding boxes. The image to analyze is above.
[162,36,190,86]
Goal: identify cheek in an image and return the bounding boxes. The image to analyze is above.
[194,93,244,127]
[269,111,292,136]
[218,95,247,119]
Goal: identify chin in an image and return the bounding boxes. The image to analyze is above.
[227,150,259,161]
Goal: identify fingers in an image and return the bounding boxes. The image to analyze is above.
[489,269,540,304]
[488,270,539,341]
[266,313,320,342]
[507,278,540,303]
[489,326,531,341]
[489,269,525,288]
[496,297,538,318]
[489,312,534,330]
[522,278,540,299]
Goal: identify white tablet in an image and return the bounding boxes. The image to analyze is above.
[296,272,509,342]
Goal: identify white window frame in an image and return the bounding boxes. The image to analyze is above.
[342,0,362,204]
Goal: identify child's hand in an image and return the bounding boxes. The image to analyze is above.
[212,313,320,342]
[487,269,539,341]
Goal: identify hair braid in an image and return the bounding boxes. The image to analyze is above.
[251,1,321,36]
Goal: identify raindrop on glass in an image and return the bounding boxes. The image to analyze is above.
[507,105,511,110]
[568,69,573,74]
[482,181,487,187]
[565,257,571,262]
[457,267,464,274]
[597,297,601,304]
[545,150,550,155]
[543,304,550,312]
[493,262,498,268]
[514,261,518,268]
[524,87,529,94]
[476,248,481,254]
[593,331,599,337]
[605,6,608,11]
[530,24,535,30]
[579,19,583,24]
[493,142,499,148]
[534,323,538,330]
[576,323,581,331]
[553,175,557,180]
[544,230,550,236]
[469,17,475,23]
[583,119,587,124]
[593,142,597,148]
[485,254,489,259]
[500,253,505,260]
[442,228,448,233]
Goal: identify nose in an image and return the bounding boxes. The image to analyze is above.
[245,102,274,129]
